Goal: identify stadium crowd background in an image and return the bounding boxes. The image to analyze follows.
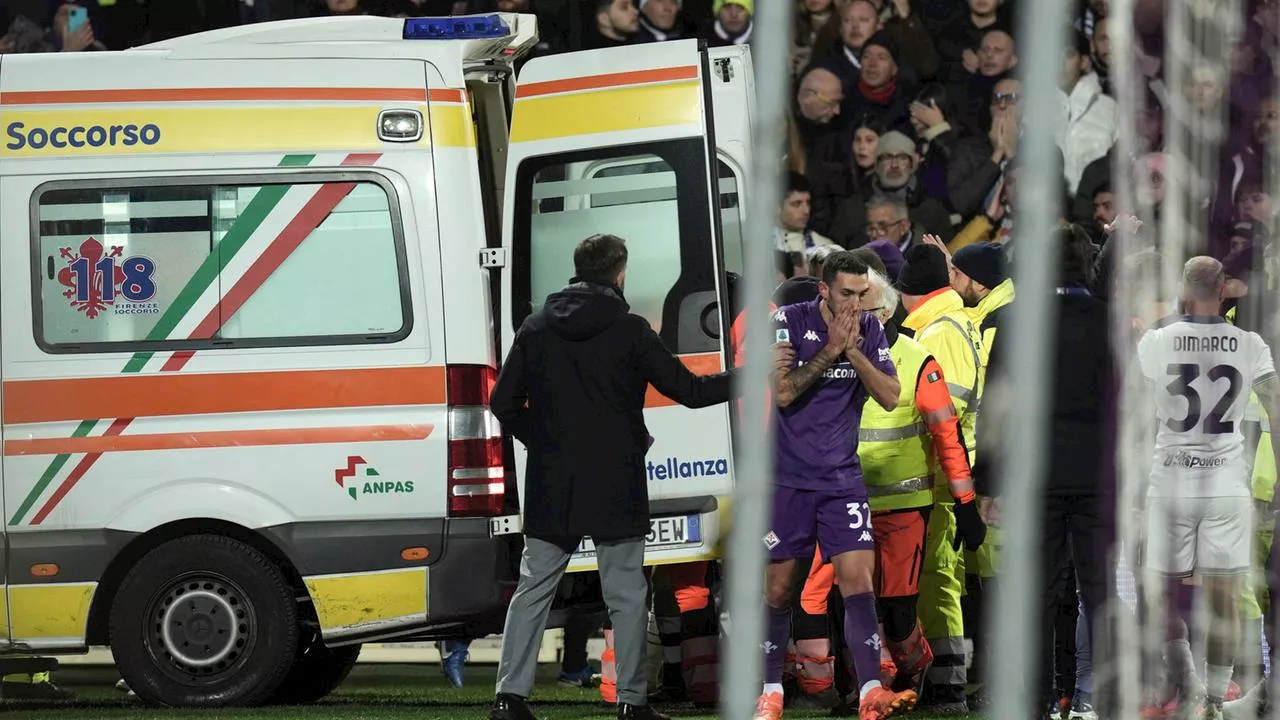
[5,0,1280,718]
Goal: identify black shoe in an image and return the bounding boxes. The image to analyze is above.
[617,703,671,720]
[489,693,536,720]
[1,680,75,701]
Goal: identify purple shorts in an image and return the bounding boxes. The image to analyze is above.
[764,485,875,562]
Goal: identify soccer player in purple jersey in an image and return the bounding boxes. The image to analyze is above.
[755,252,915,720]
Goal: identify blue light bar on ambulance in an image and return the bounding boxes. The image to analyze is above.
[403,15,511,40]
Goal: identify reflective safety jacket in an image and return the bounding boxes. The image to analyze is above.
[860,329,975,512]
[904,288,983,480]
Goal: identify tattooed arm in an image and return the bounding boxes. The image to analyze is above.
[774,345,841,408]
[773,303,856,408]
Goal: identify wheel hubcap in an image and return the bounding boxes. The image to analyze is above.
[151,576,253,678]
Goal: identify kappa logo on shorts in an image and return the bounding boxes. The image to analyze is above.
[763,531,781,550]
[858,531,872,542]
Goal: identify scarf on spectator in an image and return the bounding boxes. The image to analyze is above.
[859,78,897,104]
[640,16,679,41]
[713,19,752,44]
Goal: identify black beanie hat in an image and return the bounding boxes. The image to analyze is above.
[952,242,1007,290]
[897,244,950,295]
[862,30,900,66]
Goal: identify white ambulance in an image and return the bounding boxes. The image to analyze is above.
[0,13,753,706]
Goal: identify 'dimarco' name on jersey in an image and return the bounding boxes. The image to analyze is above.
[1175,335,1239,352]
[797,358,858,380]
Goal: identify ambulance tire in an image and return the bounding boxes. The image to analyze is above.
[108,534,300,708]
[269,632,361,704]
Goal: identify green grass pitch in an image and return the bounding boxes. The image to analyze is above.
[0,663,904,719]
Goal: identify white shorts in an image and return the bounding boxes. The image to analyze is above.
[1142,495,1252,576]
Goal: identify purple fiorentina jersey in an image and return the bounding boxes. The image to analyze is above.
[773,299,895,491]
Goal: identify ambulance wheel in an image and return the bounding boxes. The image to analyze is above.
[269,631,361,704]
[108,534,299,707]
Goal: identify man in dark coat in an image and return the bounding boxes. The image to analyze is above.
[973,225,1115,719]
[488,234,732,720]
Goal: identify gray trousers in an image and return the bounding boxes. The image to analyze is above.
[495,536,648,705]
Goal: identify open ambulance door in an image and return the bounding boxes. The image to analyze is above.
[500,40,736,570]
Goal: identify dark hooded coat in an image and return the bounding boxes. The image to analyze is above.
[491,280,732,540]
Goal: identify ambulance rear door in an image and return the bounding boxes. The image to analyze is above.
[500,40,736,570]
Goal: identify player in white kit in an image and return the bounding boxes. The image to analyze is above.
[1137,257,1280,720]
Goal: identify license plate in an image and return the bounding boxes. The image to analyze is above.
[575,515,702,557]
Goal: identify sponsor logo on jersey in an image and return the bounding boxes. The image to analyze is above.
[796,359,859,380]
[1162,450,1230,469]
[877,347,891,363]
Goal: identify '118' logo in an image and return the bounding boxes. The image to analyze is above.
[58,237,156,319]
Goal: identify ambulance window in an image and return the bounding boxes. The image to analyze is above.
[218,182,403,341]
[513,138,722,354]
[716,159,744,276]
[33,177,409,352]
[586,157,743,276]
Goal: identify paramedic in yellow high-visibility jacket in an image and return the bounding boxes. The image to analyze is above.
[897,243,986,713]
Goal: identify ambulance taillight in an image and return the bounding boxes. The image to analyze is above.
[445,365,506,517]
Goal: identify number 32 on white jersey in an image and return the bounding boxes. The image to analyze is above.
[1138,317,1277,496]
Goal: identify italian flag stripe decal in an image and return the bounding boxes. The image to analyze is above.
[9,153,320,527]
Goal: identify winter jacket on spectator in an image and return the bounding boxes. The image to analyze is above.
[842,31,917,138]
[1211,101,1275,235]
[1057,72,1118,195]
[583,25,634,48]
[877,4,941,82]
[829,177,954,248]
[818,47,922,109]
[934,5,1013,80]
[704,19,751,45]
[937,131,1003,219]
[791,2,835,79]
[1071,148,1113,227]
[795,116,848,237]
[947,69,1007,137]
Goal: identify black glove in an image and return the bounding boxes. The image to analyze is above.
[952,498,987,552]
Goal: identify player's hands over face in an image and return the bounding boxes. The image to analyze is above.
[846,308,863,352]
[773,341,796,372]
[825,303,859,355]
